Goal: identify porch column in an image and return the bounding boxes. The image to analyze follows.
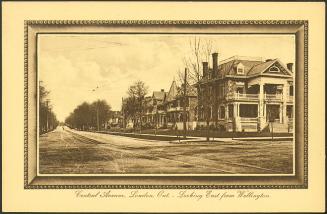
[237,103,240,117]
[282,84,288,124]
[234,102,241,132]
[233,103,238,118]
[280,104,283,123]
[258,83,265,130]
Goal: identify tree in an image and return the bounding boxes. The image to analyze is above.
[124,80,149,132]
[91,100,112,130]
[121,97,137,127]
[65,100,111,131]
[39,81,59,134]
[178,37,215,141]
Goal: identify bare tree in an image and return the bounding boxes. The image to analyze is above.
[178,37,215,141]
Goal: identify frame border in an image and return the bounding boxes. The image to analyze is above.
[24,19,308,189]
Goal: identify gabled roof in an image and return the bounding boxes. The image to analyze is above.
[247,59,277,76]
[166,80,178,102]
[199,56,293,83]
[220,60,263,76]
[248,59,293,76]
[152,91,165,100]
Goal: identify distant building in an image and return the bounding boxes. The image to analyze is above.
[141,81,197,130]
[143,89,167,128]
[106,111,123,128]
[196,53,294,132]
[164,80,197,130]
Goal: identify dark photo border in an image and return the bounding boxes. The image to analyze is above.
[24,20,308,189]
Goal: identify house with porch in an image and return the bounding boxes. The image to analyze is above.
[164,80,198,130]
[142,89,167,128]
[197,53,294,132]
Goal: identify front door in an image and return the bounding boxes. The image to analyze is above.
[266,104,280,122]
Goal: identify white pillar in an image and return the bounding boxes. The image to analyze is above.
[279,104,283,123]
[259,83,265,130]
[282,84,288,124]
[259,83,264,117]
[234,102,241,132]
[237,103,240,117]
[233,103,237,118]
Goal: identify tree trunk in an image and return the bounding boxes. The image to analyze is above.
[139,114,142,134]
[183,68,187,139]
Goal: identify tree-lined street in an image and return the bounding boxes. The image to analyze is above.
[39,126,293,174]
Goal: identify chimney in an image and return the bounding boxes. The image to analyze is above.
[287,63,293,72]
[212,52,218,78]
[202,62,208,77]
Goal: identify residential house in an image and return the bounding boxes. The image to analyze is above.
[164,80,198,130]
[197,53,294,132]
[106,110,123,128]
[143,89,167,128]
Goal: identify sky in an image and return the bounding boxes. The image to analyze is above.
[38,34,295,122]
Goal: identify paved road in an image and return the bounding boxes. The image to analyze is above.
[39,126,293,174]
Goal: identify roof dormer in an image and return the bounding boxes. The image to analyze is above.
[236,63,245,75]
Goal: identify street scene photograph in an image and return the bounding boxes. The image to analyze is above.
[38,34,295,175]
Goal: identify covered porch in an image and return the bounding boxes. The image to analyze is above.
[222,101,293,133]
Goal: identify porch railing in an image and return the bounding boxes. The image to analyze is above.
[227,93,259,101]
[264,93,282,101]
[239,117,258,122]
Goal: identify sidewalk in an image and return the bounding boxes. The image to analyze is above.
[96,130,292,143]
[232,136,293,141]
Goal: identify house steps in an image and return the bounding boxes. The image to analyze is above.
[268,122,291,133]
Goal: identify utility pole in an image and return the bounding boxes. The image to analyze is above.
[96,101,100,131]
[139,97,143,134]
[155,107,158,136]
[46,99,49,132]
[183,68,187,139]
[121,97,125,129]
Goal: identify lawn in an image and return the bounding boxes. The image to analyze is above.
[101,128,293,138]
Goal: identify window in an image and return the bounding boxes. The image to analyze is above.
[289,85,294,96]
[219,106,225,119]
[269,66,280,73]
[228,104,234,118]
[286,105,293,118]
[237,63,245,74]
[239,104,258,118]
[218,84,223,98]
[236,87,244,94]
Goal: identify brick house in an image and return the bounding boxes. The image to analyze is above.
[197,53,294,132]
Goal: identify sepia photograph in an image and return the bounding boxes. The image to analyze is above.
[4,1,325,212]
[37,33,295,175]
